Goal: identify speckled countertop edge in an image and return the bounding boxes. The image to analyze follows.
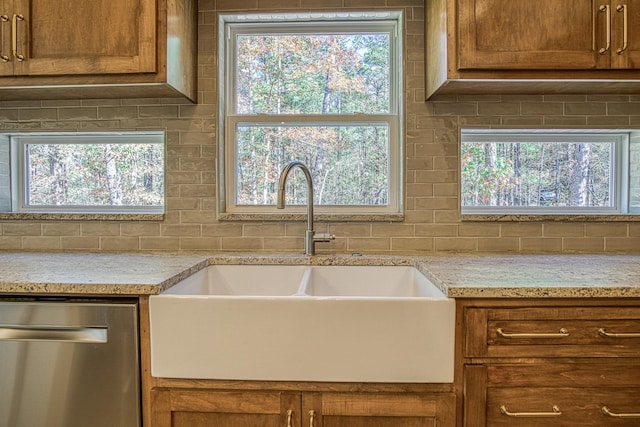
[0,252,209,296]
[0,252,639,298]
[414,254,640,298]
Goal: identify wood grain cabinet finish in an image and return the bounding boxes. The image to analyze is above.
[457,0,600,70]
[0,0,155,76]
[151,388,455,427]
[460,301,640,427]
[0,0,196,101]
[458,0,640,70]
[426,0,640,98]
[464,306,640,358]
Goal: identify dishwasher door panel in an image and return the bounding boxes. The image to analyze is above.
[0,300,140,427]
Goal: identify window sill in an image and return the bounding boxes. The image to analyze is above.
[462,214,640,222]
[218,212,404,222]
[0,213,164,221]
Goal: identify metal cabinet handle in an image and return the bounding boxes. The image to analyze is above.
[497,327,569,338]
[500,405,562,417]
[0,325,107,343]
[11,13,24,61]
[309,410,316,427]
[599,327,640,338]
[602,406,640,418]
[616,4,628,54]
[599,4,611,54]
[0,15,8,62]
[286,409,293,427]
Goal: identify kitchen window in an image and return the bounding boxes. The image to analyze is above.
[0,132,164,214]
[218,12,403,217]
[461,129,640,215]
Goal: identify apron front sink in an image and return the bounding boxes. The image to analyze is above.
[150,265,455,383]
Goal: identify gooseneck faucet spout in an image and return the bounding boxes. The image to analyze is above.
[277,161,334,255]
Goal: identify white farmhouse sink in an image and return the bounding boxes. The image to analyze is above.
[303,265,444,297]
[164,264,308,296]
[150,265,455,383]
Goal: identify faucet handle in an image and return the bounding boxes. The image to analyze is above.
[313,232,335,243]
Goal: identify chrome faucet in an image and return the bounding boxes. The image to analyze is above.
[277,161,334,255]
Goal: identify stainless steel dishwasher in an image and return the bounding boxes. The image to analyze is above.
[0,297,140,427]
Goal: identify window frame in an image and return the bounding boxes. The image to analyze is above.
[460,129,633,216]
[10,132,165,215]
[218,12,404,217]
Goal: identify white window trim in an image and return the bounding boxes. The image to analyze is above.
[10,132,165,215]
[461,129,633,216]
[218,12,404,217]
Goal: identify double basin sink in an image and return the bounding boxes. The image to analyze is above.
[149,264,455,383]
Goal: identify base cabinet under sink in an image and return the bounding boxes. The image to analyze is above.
[150,388,455,427]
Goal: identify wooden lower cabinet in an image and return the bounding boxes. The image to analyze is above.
[459,299,640,427]
[464,364,640,427]
[150,388,455,427]
[151,389,298,427]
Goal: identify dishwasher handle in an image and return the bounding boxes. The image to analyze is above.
[0,325,108,343]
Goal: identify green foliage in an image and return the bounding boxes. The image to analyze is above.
[234,32,391,206]
[461,141,612,208]
[27,143,164,207]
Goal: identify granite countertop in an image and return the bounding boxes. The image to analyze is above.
[416,254,640,298]
[0,252,209,295]
[0,252,639,298]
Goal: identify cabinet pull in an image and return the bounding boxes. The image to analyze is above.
[599,4,611,54]
[496,327,569,338]
[11,13,24,61]
[602,406,640,418]
[309,410,316,427]
[598,327,640,338]
[286,409,293,427]
[500,405,562,417]
[616,4,628,54]
[0,15,8,62]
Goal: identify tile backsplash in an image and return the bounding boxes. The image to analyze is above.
[0,0,639,254]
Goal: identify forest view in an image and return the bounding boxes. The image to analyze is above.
[232,29,393,206]
[461,140,613,209]
[26,142,164,208]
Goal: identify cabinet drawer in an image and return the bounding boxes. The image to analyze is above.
[487,388,640,427]
[485,363,640,388]
[465,307,640,358]
[464,364,640,427]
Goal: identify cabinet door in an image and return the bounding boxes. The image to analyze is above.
[612,0,640,68]
[0,0,12,75]
[458,0,603,70]
[303,392,455,427]
[151,389,301,427]
[11,0,156,76]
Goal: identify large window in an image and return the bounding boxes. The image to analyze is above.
[461,130,639,215]
[219,12,403,216]
[0,132,165,214]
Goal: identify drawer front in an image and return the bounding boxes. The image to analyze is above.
[487,388,640,427]
[485,363,640,388]
[465,307,640,358]
[463,364,640,427]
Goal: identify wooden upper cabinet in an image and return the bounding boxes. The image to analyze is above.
[426,0,640,98]
[458,0,602,70]
[2,0,155,76]
[611,0,640,68]
[0,0,196,101]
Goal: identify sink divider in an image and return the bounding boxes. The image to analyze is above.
[294,267,313,296]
